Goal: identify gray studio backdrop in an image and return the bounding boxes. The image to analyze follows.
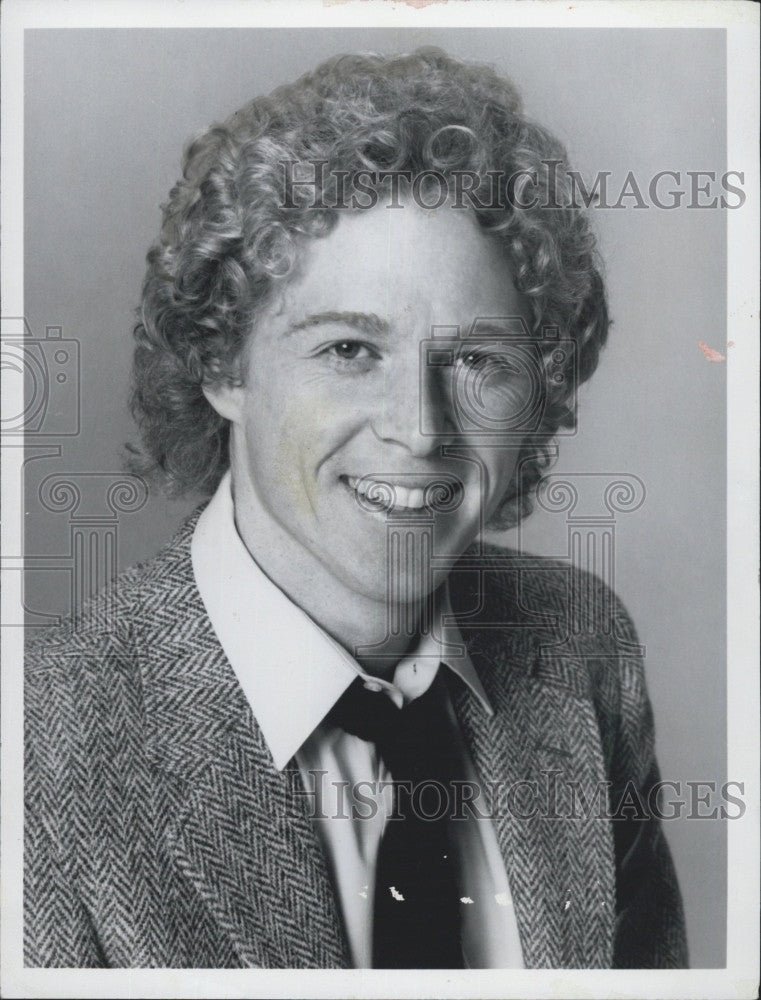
[23,28,727,966]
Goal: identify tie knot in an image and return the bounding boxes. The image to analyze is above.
[326,676,406,745]
[326,670,456,783]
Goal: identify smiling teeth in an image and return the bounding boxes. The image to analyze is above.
[346,476,428,511]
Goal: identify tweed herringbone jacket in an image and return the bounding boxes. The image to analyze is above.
[25,511,688,968]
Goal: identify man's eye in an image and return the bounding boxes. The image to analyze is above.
[457,349,520,375]
[457,348,496,368]
[326,341,374,361]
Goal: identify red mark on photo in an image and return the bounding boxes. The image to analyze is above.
[698,341,725,362]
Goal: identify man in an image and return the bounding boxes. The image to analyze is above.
[25,48,687,969]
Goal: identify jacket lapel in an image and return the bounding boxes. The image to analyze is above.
[139,520,350,968]
[450,559,616,968]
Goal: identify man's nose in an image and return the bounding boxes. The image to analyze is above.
[371,360,456,458]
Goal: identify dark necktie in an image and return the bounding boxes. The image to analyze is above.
[327,669,465,969]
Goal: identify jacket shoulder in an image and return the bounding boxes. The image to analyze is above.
[25,506,202,662]
[24,508,204,808]
[452,540,644,728]
[454,539,639,647]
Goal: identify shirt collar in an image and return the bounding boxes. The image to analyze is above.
[191,471,492,770]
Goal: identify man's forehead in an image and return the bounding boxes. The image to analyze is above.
[257,199,533,339]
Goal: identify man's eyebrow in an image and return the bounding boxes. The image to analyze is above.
[286,311,391,337]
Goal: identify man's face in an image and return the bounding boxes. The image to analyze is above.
[209,200,533,605]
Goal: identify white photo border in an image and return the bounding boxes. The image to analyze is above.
[2,2,758,998]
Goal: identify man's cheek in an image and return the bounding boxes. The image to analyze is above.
[241,406,300,508]
[258,401,329,514]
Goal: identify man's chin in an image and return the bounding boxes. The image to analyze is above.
[330,533,472,606]
[340,569,442,608]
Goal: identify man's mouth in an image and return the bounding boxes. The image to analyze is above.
[341,474,464,514]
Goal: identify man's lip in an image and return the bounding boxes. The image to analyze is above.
[340,474,464,513]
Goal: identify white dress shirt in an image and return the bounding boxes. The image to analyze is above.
[191,471,524,969]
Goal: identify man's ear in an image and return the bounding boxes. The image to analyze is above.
[202,378,245,424]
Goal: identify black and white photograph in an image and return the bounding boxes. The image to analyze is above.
[1,1,758,998]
